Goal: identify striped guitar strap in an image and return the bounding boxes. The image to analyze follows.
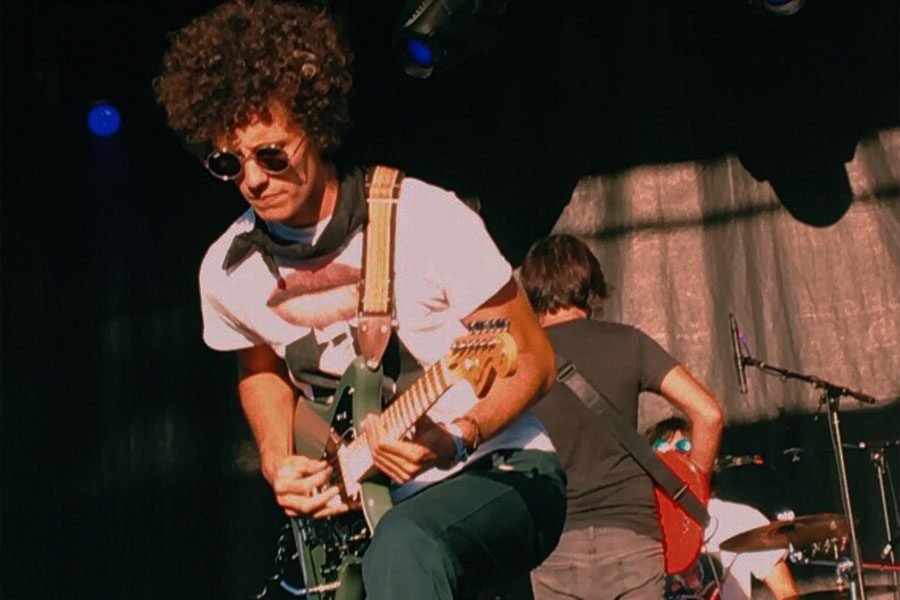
[357,165,404,370]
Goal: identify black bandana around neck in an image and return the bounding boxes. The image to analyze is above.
[222,167,368,273]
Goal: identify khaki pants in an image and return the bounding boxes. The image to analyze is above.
[531,527,664,600]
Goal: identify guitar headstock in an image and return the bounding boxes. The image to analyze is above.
[447,319,518,396]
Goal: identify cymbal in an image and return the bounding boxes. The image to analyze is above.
[785,584,898,600]
[719,514,850,552]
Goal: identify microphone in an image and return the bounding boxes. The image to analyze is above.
[730,313,748,394]
[715,454,764,471]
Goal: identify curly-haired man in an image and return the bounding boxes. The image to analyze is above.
[154,2,566,598]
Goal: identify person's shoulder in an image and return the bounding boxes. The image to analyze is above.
[350,166,451,206]
[395,174,484,237]
[580,319,643,338]
[709,498,768,524]
[547,319,630,345]
[199,208,255,285]
[398,176,459,209]
[604,321,665,346]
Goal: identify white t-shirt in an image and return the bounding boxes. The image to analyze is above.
[704,498,786,599]
[199,175,554,501]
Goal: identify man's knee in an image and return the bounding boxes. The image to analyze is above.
[363,511,458,597]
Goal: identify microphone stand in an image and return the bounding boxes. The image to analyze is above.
[844,439,900,600]
[871,447,900,600]
[740,354,878,600]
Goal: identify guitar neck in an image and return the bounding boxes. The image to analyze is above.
[380,359,456,438]
[342,358,458,483]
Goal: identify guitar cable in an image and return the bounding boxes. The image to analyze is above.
[253,521,300,599]
[705,516,725,600]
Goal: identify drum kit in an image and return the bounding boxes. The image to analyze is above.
[667,510,899,600]
[716,512,899,599]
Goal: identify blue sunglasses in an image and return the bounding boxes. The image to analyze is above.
[652,438,692,453]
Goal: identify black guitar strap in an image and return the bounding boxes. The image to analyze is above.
[555,354,710,525]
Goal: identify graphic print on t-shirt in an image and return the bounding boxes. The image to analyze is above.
[284,329,344,393]
[266,261,361,330]
[267,258,363,390]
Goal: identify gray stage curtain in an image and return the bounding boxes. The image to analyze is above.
[551,129,900,426]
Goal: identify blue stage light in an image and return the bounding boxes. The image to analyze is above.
[394,0,506,78]
[87,103,121,137]
[406,39,434,67]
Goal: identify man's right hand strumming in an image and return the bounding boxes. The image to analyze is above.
[263,453,350,519]
[237,345,351,519]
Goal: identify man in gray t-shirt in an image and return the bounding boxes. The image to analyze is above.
[520,235,724,600]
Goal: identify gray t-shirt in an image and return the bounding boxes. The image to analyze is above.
[532,319,678,538]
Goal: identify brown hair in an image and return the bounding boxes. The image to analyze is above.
[519,234,611,315]
[153,0,352,154]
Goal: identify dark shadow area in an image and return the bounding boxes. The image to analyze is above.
[2,0,897,598]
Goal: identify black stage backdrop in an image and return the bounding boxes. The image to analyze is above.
[1,1,898,598]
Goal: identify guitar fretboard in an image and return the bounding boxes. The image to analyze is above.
[341,358,456,484]
[381,359,452,438]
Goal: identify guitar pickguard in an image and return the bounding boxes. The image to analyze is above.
[291,359,393,600]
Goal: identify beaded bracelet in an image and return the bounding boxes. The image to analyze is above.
[452,415,483,452]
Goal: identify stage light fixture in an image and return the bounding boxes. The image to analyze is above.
[742,0,805,16]
[394,0,507,79]
[87,102,121,137]
[762,0,805,16]
[406,38,436,68]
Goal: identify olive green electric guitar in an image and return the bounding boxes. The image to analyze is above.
[289,319,517,599]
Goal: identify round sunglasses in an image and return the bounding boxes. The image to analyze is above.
[205,139,304,181]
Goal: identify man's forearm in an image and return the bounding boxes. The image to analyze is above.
[659,365,724,474]
[457,283,556,446]
[239,371,297,483]
[459,344,555,444]
[688,409,723,474]
[764,560,799,599]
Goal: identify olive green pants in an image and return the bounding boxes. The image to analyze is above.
[362,449,567,600]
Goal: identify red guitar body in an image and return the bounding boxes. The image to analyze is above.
[654,451,711,575]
